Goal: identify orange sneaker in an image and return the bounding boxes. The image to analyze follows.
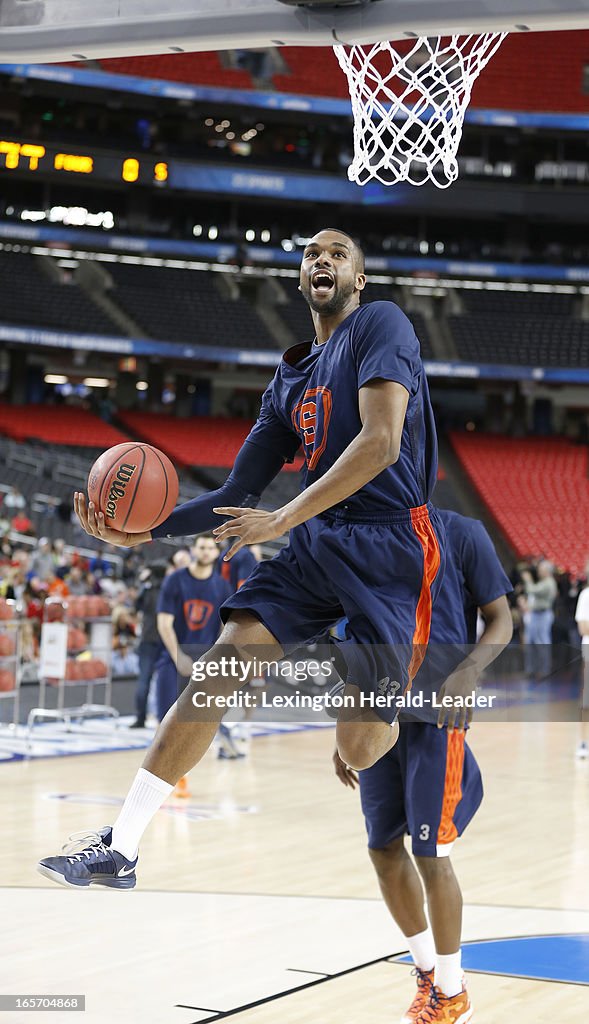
[400,968,434,1023]
[173,776,191,798]
[413,983,475,1024]
[413,986,472,1024]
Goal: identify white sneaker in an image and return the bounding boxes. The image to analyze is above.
[575,741,588,759]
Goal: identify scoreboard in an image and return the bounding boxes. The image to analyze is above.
[0,139,168,186]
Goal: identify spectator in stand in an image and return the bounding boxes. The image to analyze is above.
[574,560,589,760]
[31,538,55,581]
[47,572,69,600]
[67,565,89,596]
[12,547,31,575]
[521,560,558,680]
[11,508,34,536]
[0,538,12,565]
[1,565,25,602]
[52,538,69,576]
[112,606,139,677]
[122,549,145,584]
[23,578,46,622]
[130,562,167,730]
[2,486,26,511]
[99,574,127,603]
[90,551,113,578]
[0,511,10,537]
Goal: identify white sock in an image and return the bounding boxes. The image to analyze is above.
[110,768,174,860]
[406,928,435,972]
[435,951,463,997]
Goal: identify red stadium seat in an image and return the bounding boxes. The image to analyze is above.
[0,404,129,448]
[450,432,589,576]
[116,411,303,472]
[98,33,589,114]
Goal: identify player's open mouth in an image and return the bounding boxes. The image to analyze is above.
[311,270,335,293]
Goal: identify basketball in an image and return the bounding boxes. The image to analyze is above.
[87,442,179,534]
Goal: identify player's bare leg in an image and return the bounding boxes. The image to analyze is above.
[414,855,462,955]
[336,685,399,770]
[37,611,281,887]
[143,611,281,782]
[369,840,467,1023]
[369,839,429,938]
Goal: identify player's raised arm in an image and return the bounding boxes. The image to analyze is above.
[73,389,301,548]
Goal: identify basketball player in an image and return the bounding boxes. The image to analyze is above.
[155,534,230,723]
[216,542,262,749]
[38,227,446,888]
[155,533,233,785]
[334,509,512,1024]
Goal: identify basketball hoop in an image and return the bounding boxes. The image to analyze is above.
[334,33,506,189]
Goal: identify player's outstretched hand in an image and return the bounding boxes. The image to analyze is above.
[332,747,359,790]
[213,506,288,560]
[73,492,151,548]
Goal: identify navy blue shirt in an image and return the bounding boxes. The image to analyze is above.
[246,301,438,513]
[431,509,512,644]
[156,567,231,649]
[216,545,258,592]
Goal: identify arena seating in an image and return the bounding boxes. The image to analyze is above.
[277,278,434,358]
[449,290,588,366]
[117,411,253,468]
[101,52,254,92]
[450,432,589,575]
[117,410,304,474]
[0,252,122,336]
[98,32,589,114]
[0,404,128,447]
[0,434,204,550]
[108,264,278,350]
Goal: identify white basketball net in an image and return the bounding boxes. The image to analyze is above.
[334,33,506,189]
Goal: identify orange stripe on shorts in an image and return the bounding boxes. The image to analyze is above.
[407,506,441,685]
[437,729,466,846]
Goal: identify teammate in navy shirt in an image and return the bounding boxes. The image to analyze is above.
[334,510,512,1023]
[155,534,231,722]
[216,544,258,593]
[42,228,446,890]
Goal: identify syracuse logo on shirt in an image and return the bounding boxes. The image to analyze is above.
[291,385,332,470]
[183,599,214,631]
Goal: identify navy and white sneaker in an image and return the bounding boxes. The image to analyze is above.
[37,827,137,889]
[217,722,245,760]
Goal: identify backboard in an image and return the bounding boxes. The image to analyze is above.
[1,0,589,63]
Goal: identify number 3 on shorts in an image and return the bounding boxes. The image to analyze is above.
[419,823,430,840]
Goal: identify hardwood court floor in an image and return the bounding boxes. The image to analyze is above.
[1,721,588,1023]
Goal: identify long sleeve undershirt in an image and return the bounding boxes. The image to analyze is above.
[151,439,291,539]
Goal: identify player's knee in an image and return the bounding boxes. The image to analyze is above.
[368,838,406,877]
[337,719,398,771]
[414,854,455,885]
[336,734,377,771]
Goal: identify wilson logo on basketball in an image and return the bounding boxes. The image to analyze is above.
[291,385,332,470]
[105,463,137,521]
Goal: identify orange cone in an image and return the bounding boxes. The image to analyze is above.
[173,776,191,798]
